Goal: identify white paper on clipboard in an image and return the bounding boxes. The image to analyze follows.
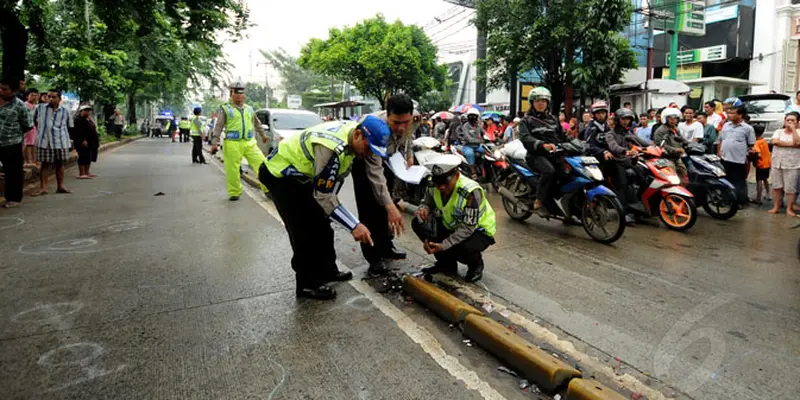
[388,153,429,185]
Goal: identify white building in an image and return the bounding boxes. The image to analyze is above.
[750,0,800,95]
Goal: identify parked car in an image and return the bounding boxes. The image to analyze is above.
[255,108,323,156]
[740,94,792,142]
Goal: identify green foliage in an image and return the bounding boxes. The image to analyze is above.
[418,89,453,113]
[476,0,638,104]
[298,15,447,108]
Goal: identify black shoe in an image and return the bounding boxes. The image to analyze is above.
[326,271,353,282]
[465,266,484,283]
[421,263,457,275]
[562,215,581,226]
[296,285,336,300]
[367,262,390,277]
[229,196,240,201]
[382,247,407,260]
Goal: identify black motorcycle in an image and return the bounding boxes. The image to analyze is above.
[684,142,739,219]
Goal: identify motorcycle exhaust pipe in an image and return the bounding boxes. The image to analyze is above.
[498,187,530,212]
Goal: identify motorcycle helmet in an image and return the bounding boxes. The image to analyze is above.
[193,107,202,115]
[615,108,636,127]
[466,107,480,122]
[723,97,742,107]
[590,101,609,114]
[661,107,682,124]
[528,86,552,103]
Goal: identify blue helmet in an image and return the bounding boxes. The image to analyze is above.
[359,115,391,158]
[193,107,202,115]
[723,97,742,107]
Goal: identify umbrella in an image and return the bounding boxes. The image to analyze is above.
[432,111,455,120]
[449,104,484,113]
[482,111,504,121]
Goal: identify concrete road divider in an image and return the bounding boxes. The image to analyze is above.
[463,314,581,392]
[401,275,483,323]
[566,379,626,400]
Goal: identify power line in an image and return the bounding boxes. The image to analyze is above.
[427,11,474,41]
[422,6,461,30]
[430,12,475,43]
[424,8,468,33]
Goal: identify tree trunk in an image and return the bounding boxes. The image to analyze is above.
[508,62,518,117]
[127,92,137,126]
[0,6,28,80]
[102,103,115,133]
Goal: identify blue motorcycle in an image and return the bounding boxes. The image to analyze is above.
[497,140,626,244]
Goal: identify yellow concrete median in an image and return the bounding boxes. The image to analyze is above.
[566,379,626,400]
[463,314,581,392]
[401,275,483,323]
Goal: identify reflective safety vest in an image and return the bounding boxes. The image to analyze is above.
[265,120,355,180]
[431,175,496,237]
[222,103,255,140]
[190,116,202,136]
[179,119,190,129]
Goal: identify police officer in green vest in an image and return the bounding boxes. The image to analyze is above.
[190,107,206,164]
[178,116,191,143]
[258,115,392,300]
[209,80,269,200]
[413,154,496,283]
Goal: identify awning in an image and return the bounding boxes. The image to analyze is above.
[681,76,767,87]
[313,100,367,109]
[610,79,691,95]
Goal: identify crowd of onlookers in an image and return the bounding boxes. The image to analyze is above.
[0,77,102,209]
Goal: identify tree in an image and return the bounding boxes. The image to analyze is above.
[418,89,453,113]
[475,0,637,114]
[299,15,447,109]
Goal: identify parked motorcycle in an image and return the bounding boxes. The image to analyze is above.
[684,142,739,219]
[497,140,626,244]
[623,145,698,231]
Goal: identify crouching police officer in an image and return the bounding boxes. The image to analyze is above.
[258,115,392,300]
[412,154,496,283]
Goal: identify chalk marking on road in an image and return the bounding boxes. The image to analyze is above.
[18,220,145,255]
[11,302,83,323]
[438,276,673,400]
[215,157,508,400]
[0,216,25,230]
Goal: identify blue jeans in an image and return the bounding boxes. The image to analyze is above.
[461,145,481,165]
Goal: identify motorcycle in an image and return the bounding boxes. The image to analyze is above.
[623,145,698,231]
[684,142,739,219]
[448,140,507,192]
[395,137,441,206]
[496,140,626,244]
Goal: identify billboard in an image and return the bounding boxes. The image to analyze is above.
[651,0,706,36]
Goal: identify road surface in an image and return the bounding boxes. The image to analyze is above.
[1,138,798,399]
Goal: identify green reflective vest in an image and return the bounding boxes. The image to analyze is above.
[431,175,496,237]
[265,120,355,180]
[179,119,190,129]
[221,103,255,140]
[190,116,202,136]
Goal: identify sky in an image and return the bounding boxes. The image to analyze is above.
[221,0,478,96]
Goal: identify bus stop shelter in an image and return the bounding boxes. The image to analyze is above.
[314,100,367,120]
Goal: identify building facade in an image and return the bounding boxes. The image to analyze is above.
[750,0,800,95]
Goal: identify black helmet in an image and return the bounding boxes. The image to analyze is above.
[615,108,635,121]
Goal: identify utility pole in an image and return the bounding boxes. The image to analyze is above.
[256,61,272,108]
[645,1,655,110]
[668,2,680,80]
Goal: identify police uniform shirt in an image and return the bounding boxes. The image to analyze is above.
[209,105,266,145]
[421,183,485,250]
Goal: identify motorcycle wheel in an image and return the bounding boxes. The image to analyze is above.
[581,194,625,244]
[702,186,738,220]
[659,194,698,231]
[501,175,533,221]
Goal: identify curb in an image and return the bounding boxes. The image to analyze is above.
[463,314,581,393]
[201,145,267,193]
[566,379,626,400]
[401,275,483,323]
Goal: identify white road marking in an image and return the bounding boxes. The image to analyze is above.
[206,156,507,400]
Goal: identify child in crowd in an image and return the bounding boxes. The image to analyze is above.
[752,125,772,204]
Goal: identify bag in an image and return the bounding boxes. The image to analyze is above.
[501,139,527,160]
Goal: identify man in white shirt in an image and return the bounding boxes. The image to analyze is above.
[678,106,704,142]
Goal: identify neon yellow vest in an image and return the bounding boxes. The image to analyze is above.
[265,120,355,180]
[431,175,496,237]
[179,119,190,129]
[221,103,255,140]
[190,116,202,136]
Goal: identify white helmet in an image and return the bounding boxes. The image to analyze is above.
[466,108,480,117]
[661,108,682,124]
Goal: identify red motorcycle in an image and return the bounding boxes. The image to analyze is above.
[623,146,698,231]
[448,141,508,191]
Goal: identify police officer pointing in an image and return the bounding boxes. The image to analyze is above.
[209,80,269,201]
[258,115,392,300]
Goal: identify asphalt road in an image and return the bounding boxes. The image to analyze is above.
[2,138,799,399]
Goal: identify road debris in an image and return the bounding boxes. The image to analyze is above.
[482,302,493,313]
[463,339,473,347]
[497,366,518,377]
[154,192,165,196]
[518,379,530,389]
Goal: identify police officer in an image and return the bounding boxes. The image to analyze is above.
[178,116,191,143]
[412,154,496,283]
[190,107,206,164]
[258,115,392,300]
[209,80,269,201]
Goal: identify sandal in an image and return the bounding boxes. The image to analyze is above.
[31,190,48,196]
[1,202,20,208]
[56,188,72,194]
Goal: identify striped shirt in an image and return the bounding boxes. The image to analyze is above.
[34,103,73,149]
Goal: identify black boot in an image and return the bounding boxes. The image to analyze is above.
[326,270,353,282]
[296,284,337,300]
[421,263,457,275]
[382,245,407,260]
[367,262,390,277]
[465,265,484,283]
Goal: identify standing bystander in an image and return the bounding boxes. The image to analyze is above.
[635,113,652,145]
[751,125,771,204]
[112,109,125,140]
[678,106,704,142]
[0,77,33,208]
[33,89,73,195]
[23,89,38,166]
[768,112,800,216]
[72,105,99,179]
[716,105,755,207]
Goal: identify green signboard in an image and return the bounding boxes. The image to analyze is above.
[666,45,726,65]
[651,0,706,36]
